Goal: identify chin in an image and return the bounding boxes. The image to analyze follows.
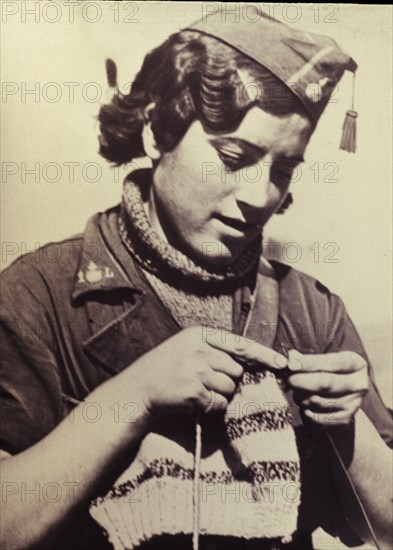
[190,237,248,269]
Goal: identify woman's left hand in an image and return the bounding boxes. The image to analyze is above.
[287,350,369,426]
[204,331,369,426]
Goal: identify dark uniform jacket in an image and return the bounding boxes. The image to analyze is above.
[1,207,392,550]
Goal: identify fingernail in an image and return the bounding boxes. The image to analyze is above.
[234,342,247,354]
[274,354,288,369]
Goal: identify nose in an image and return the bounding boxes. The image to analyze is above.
[233,159,272,210]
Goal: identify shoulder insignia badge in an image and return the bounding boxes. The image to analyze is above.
[77,261,115,284]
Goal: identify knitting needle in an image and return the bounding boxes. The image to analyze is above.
[193,414,202,550]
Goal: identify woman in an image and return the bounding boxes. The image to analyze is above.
[1,8,391,550]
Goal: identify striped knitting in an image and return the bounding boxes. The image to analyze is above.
[89,175,301,549]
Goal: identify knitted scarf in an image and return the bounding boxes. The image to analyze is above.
[89,173,301,550]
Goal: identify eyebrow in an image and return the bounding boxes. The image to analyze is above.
[208,137,305,163]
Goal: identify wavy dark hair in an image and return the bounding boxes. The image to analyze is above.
[98,30,309,212]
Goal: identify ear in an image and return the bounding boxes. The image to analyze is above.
[275,192,293,214]
[142,103,161,160]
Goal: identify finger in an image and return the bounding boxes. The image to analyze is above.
[294,392,362,412]
[303,408,356,426]
[200,389,228,413]
[205,330,287,370]
[287,349,367,374]
[288,371,369,396]
[210,354,244,379]
[202,370,237,397]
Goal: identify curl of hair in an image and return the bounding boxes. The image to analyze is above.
[98,31,308,212]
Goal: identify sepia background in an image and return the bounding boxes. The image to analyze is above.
[1,3,392,549]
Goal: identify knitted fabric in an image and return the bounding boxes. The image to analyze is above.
[89,174,301,549]
[118,173,263,284]
[143,271,233,332]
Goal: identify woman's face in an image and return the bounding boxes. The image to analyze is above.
[146,106,313,267]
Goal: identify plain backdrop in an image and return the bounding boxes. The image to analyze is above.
[1,3,392,548]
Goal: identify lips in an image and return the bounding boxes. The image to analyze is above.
[214,213,258,232]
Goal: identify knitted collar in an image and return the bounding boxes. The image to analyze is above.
[118,170,262,284]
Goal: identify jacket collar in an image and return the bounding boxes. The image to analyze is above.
[71,205,278,378]
[71,207,137,304]
[71,206,180,375]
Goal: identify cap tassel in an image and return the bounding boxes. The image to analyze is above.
[340,72,357,153]
[340,110,357,153]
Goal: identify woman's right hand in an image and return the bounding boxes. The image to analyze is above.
[125,326,245,416]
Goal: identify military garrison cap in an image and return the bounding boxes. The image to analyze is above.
[183,6,358,151]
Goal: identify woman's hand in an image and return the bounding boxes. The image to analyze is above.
[204,331,369,427]
[287,350,369,426]
[127,326,247,416]
[129,326,368,426]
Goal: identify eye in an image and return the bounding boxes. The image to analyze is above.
[217,150,251,172]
